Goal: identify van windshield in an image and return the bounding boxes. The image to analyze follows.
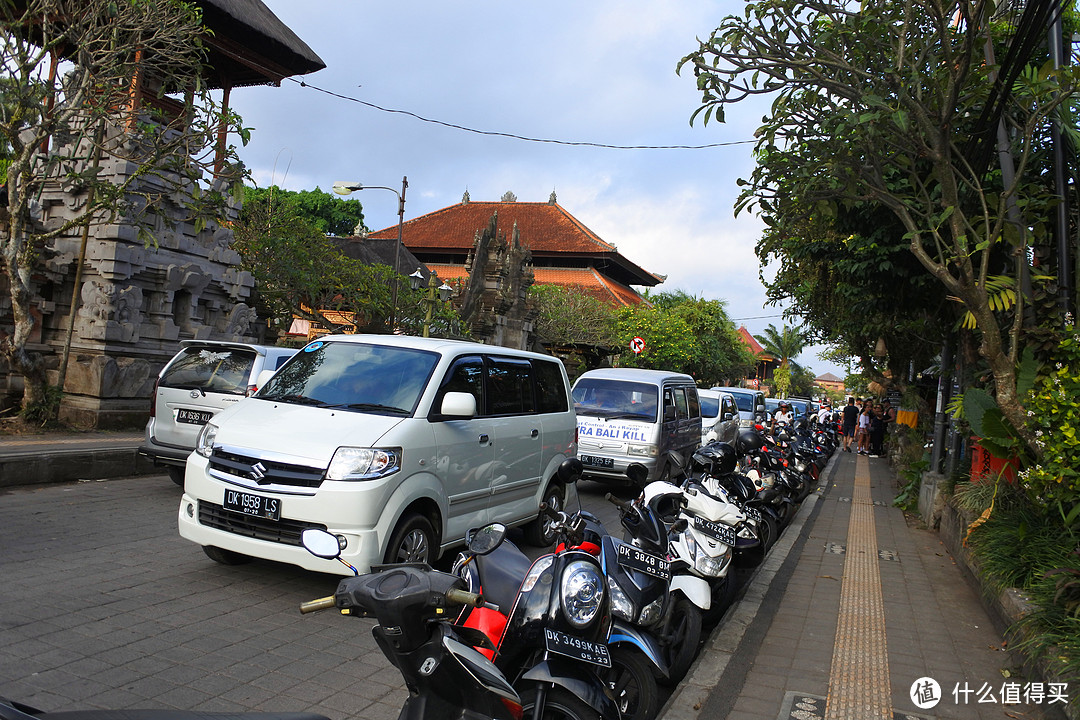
[727,393,756,413]
[573,379,658,420]
[257,341,439,416]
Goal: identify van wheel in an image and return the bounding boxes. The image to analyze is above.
[203,546,252,565]
[167,466,185,487]
[524,483,563,547]
[384,513,436,564]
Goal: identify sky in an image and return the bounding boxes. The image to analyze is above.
[226,1,847,380]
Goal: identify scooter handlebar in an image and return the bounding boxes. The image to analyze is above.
[299,596,337,614]
[605,493,632,512]
[539,501,564,521]
[445,588,485,608]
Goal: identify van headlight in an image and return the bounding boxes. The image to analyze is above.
[627,444,658,457]
[196,423,218,458]
[326,447,401,481]
[562,560,604,628]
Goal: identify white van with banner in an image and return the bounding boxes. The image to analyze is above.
[571,368,701,487]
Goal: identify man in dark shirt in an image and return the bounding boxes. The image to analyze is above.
[841,397,859,452]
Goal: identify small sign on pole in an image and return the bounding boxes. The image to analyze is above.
[630,336,645,355]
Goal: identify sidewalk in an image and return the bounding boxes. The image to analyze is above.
[663,450,1068,720]
[0,430,152,487]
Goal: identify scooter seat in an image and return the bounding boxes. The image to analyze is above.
[475,540,534,613]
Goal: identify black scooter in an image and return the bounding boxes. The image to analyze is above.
[298,529,527,720]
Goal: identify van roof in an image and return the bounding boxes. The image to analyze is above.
[711,386,763,396]
[574,368,695,384]
[309,334,557,361]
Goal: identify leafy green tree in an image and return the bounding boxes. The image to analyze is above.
[680,0,1080,452]
[531,284,618,349]
[233,194,394,334]
[1,0,246,418]
[615,293,754,385]
[243,185,365,237]
[756,199,954,393]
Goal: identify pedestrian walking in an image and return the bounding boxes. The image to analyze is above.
[841,397,859,452]
[869,404,885,457]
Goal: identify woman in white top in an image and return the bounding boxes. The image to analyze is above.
[857,401,873,454]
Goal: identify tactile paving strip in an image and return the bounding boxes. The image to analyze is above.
[824,455,892,719]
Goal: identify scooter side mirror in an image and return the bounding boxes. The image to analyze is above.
[626,463,649,487]
[301,528,343,559]
[466,523,507,555]
[557,457,584,483]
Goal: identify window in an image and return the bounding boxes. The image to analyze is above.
[686,386,700,419]
[161,346,256,395]
[672,387,689,419]
[533,360,568,414]
[434,356,484,413]
[487,357,535,415]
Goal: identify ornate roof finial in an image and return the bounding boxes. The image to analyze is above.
[501,190,517,203]
[549,189,557,205]
[462,189,470,204]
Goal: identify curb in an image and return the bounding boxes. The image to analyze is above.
[0,447,157,488]
[659,451,841,719]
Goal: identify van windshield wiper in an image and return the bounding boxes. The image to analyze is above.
[324,402,410,415]
[264,394,326,406]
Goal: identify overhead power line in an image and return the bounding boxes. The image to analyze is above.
[289,77,755,151]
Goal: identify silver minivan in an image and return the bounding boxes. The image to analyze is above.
[698,388,740,445]
[178,335,577,575]
[572,368,701,486]
[140,341,297,486]
[711,386,767,428]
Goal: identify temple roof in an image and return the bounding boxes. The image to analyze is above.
[367,199,664,288]
[198,0,325,87]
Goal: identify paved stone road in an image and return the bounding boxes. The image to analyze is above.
[0,473,635,718]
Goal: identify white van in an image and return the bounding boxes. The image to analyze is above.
[571,369,701,486]
[178,335,577,575]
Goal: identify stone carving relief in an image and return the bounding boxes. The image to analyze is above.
[75,280,144,342]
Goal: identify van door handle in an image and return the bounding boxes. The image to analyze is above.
[531,429,539,438]
[478,434,489,444]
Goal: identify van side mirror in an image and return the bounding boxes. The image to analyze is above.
[626,463,649,486]
[664,406,676,422]
[722,412,734,421]
[440,392,477,418]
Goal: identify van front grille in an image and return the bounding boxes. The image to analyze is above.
[209,448,325,488]
[198,501,326,546]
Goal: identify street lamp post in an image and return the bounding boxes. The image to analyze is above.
[408,268,454,338]
[332,176,408,332]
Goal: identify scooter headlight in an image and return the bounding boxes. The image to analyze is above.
[562,560,604,628]
[608,576,634,622]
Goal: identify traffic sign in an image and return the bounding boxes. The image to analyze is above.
[630,336,645,354]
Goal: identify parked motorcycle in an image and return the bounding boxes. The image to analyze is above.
[298,528,528,720]
[450,459,624,720]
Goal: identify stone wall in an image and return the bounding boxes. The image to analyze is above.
[1,136,258,429]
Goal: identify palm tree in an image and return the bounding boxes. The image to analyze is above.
[753,323,807,371]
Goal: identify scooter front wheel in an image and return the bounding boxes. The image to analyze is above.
[601,647,660,720]
[519,685,602,720]
[661,595,703,685]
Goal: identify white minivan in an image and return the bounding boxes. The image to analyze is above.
[178,335,577,575]
[571,368,701,486]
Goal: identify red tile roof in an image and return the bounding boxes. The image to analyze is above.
[738,326,768,357]
[366,199,663,287]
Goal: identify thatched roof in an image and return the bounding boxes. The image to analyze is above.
[198,0,325,87]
